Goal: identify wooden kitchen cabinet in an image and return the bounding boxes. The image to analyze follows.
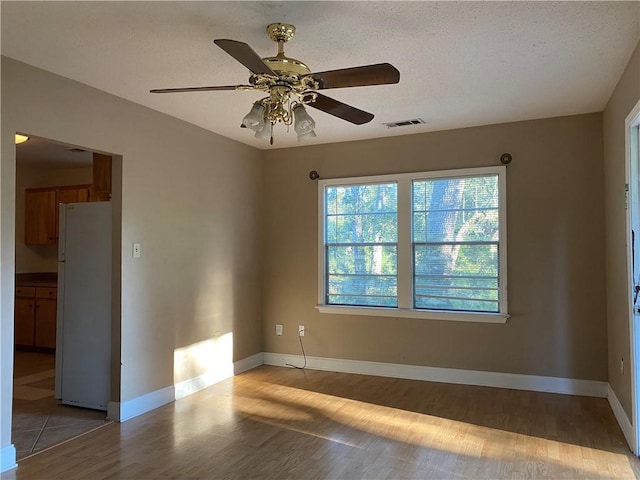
[91,153,112,202]
[25,184,91,245]
[24,189,57,245]
[14,286,57,351]
[14,290,36,346]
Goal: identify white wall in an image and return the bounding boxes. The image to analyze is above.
[1,57,264,464]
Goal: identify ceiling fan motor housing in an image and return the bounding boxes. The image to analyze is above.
[262,55,311,76]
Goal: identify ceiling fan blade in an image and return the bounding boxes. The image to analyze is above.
[308,63,400,90]
[214,39,275,75]
[308,93,374,125]
[150,85,251,93]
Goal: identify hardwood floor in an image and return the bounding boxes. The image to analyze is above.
[5,365,640,479]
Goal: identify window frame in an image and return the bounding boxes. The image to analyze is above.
[317,166,509,323]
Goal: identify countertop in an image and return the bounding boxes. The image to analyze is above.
[16,272,58,288]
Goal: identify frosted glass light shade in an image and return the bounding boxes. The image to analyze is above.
[255,121,273,140]
[242,102,265,131]
[293,105,315,134]
[297,129,317,142]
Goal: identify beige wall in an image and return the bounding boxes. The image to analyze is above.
[603,41,640,420]
[1,57,263,453]
[14,165,93,273]
[262,113,607,381]
[1,41,634,463]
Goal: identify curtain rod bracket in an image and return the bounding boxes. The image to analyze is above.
[500,153,513,165]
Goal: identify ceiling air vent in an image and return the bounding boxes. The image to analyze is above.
[383,118,426,128]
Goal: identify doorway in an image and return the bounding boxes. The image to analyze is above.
[11,135,120,460]
[627,100,640,456]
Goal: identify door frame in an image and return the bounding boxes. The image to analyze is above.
[626,98,640,455]
[10,136,123,459]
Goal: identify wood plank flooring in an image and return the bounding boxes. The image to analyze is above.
[5,365,640,479]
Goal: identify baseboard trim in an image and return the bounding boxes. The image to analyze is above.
[175,365,234,400]
[106,353,610,427]
[263,353,608,398]
[116,385,175,422]
[234,352,264,375]
[607,384,635,452]
[1,444,17,473]
[107,353,264,422]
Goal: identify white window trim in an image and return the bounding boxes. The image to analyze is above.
[317,166,509,323]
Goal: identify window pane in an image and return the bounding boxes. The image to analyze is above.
[414,243,499,312]
[324,182,398,308]
[327,213,397,244]
[412,174,501,314]
[326,183,397,216]
[327,245,398,307]
[413,175,499,243]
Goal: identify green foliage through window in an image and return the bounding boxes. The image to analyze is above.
[325,183,398,307]
[321,169,505,316]
[413,175,500,312]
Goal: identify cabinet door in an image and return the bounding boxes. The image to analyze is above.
[91,153,112,202]
[34,298,57,349]
[57,187,90,204]
[14,297,35,346]
[25,189,57,245]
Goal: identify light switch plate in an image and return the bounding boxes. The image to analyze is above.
[275,324,283,336]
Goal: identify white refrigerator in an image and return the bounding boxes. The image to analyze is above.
[55,201,111,411]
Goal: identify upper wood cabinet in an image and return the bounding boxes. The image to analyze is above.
[91,153,112,202]
[24,189,57,245]
[25,184,91,245]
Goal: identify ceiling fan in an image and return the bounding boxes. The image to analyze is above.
[150,23,400,144]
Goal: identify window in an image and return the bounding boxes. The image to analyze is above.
[318,166,508,323]
[325,182,398,307]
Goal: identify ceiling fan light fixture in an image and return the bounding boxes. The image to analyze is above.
[254,120,273,141]
[297,129,317,142]
[15,134,30,145]
[293,104,315,135]
[242,102,266,131]
[150,22,400,144]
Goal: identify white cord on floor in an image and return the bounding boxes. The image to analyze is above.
[285,333,307,370]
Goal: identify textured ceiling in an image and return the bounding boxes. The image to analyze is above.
[2,1,639,150]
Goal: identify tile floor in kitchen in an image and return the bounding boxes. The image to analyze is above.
[12,351,112,460]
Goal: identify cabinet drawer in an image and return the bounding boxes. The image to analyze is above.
[36,287,57,299]
[15,286,35,298]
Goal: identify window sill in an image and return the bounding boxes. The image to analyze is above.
[315,305,509,323]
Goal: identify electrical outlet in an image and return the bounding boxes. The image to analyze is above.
[132,242,141,258]
[298,325,305,337]
[275,324,283,336]
[621,357,624,375]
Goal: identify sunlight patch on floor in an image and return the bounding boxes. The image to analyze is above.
[236,379,634,479]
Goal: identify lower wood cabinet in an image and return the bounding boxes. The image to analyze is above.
[15,286,57,350]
